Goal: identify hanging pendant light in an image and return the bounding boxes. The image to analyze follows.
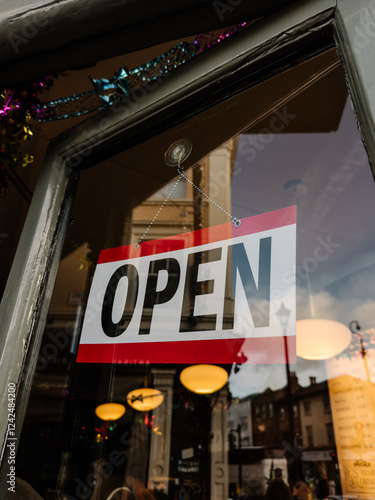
[296,318,352,360]
[95,402,126,421]
[180,364,228,394]
[283,180,352,361]
[127,388,164,411]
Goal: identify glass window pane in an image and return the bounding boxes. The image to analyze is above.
[13,47,375,500]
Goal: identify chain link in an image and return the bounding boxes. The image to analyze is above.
[135,165,240,248]
[177,167,241,227]
[135,176,182,248]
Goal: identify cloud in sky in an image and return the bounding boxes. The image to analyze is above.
[229,288,375,398]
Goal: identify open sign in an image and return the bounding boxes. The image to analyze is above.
[77,206,296,364]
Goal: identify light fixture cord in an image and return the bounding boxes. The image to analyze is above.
[290,183,315,318]
[135,174,182,248]
[301,225,315,318]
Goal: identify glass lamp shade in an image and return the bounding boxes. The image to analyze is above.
[127,388,164,411]
[95,403,126,421]
[296,318,352,360]
[180,364,228,394]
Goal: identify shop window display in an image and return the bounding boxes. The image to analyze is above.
[10,46,375,500]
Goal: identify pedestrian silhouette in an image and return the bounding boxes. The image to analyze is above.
[265,468,293,500]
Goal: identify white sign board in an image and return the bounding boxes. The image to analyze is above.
[77,206,296,364]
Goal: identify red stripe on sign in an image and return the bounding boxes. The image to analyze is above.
[76,336,296,364]
[98,206,296,264]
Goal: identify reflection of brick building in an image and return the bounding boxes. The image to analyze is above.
[250,374,337,486]
[251,374,334,450]
[252,372,301,448]
[227,397,253,448]
[226,374,338,494]
[293,378,336,486]
[294,377,334,450]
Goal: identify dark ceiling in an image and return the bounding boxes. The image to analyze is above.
[0,0,301,87]
[68,48,347,256]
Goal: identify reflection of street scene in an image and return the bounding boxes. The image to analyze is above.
[7,46,375,500]
[226,374,339,497]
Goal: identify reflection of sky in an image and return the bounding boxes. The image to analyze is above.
[229,98,375,398]
[228,357,327,398]
[326,349,375,383]
[228,349,375,397]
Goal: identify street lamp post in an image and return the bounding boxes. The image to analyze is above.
[229,424,242,492]
[276,304,295,445]
[276,304,298,481]
[349,320,371,383]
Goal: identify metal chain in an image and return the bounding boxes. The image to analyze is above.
[135,165,240,248]
[135,176,183,248]
[177,167,241,227]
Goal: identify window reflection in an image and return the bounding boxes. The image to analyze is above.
[14,48,375,500]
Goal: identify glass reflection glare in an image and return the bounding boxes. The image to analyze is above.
[95,403,126,421]
[127,388,164,411]
[296,319,352,360]
[180,364,228,394]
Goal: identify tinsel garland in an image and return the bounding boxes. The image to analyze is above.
[0,77,53,198]
[0,23,248,198]
[36,23,248,121]
[37,41,197,121]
